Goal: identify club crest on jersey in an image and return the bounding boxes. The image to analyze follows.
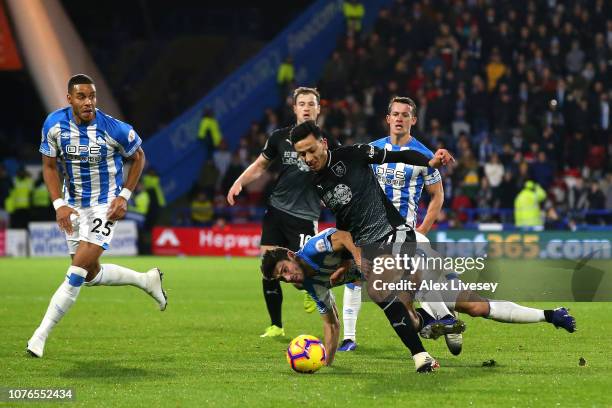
[331,161,347,177]
[315,238,327,253]
[60,131,71,139]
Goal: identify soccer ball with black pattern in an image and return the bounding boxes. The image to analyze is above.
[286,335,326,373]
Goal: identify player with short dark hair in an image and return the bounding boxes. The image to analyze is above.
[290,120,457,372]
[227,87,337,338]
[27,74,167,358]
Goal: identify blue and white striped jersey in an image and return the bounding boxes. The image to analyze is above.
[40,107,142,208]
[296,228,359,314]
[370,136,441,228]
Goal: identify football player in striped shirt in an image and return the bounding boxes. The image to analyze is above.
[27,74,167,358]
[339,96,575,355]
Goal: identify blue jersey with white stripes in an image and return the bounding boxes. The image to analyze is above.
[39,107,142,208]
[370,136,441,228]
[296,228,359,314]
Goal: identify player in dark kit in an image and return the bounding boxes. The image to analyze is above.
[227,87,335,338]
[290,120,456,372]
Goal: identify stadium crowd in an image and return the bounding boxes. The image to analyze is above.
[195,0,612,229]
[2,0,612,230]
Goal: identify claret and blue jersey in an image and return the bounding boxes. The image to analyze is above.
[39,107,142,208]
[369,136,441,228]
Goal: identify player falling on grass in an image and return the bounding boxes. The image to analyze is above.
[261,228,362,366]
[290,120,459,372]
[227,87,339,338]
[340,96,576,356]
[27,74,167,358]
[261,228,455,367]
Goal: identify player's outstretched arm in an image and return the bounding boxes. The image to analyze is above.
[227,154,270,205]
[107,147,145,221]
[381,148,455,168]
[321,305,340,366]
[42,155,78,234]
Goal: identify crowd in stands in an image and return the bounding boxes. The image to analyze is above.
[2,0,612,230]
[194,0,612,229]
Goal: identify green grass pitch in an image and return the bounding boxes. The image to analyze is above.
[1,256,611,407]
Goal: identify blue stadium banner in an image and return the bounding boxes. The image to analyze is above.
[143,0,392,202]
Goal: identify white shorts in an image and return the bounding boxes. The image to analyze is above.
[65,204,118,254]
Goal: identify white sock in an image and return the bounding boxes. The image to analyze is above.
[86,264,147,290]
[420,301,453,319]
[342,284,362,341]
[487,300,545,323]
[34,266,87,340]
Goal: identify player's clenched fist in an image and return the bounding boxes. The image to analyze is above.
[428,149,455,168]
[56,205,79,234]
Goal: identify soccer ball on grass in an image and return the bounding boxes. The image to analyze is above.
[286,335,326,373]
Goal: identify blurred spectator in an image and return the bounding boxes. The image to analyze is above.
[126,182,150,229]
[484,153,504,189]
[567,177,589,213]
[221,153,246,196]
[530,151,554,190]
[191,191,214,226]
[566,40,585,74]
[6,167,33,229]
[586,182,606,225]
[476,177,494,221]
[213,141,232,181]
[0,163,13,209]
[514,180,546,229]
[343,0,365,33]
[31,174,52,221]
[142,168,166,208]
[451,184,473,223]
[126,182,151,254]
[277,56,295,98]
[485,48,507,92]
[566,132,588,169]
[198,108,223,158]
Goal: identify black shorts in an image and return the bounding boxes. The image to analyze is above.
[260,206,318,251]
[378,224,417,257]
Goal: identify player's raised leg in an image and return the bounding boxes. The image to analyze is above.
[86,263,167,311]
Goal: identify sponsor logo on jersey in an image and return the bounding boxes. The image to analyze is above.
[322,184,352,209]
[282,151,310,172]
[375,166,406,187]
[367,145,375,158]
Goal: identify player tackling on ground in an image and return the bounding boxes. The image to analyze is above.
[27,74,167,358]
